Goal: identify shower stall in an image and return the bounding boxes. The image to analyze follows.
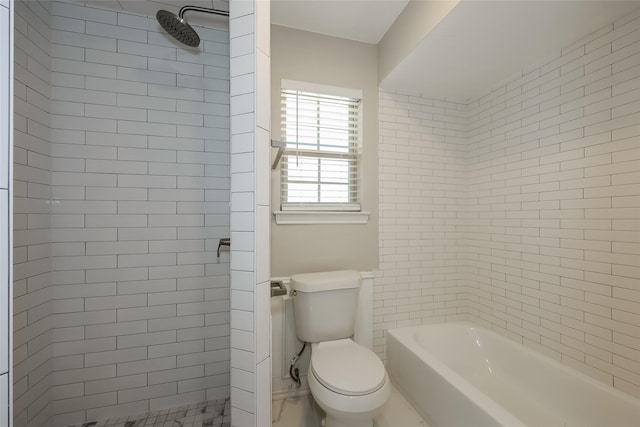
[5,0,272,426]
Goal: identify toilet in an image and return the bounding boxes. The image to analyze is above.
[290,270,390,427]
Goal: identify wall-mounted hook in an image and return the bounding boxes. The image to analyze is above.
[271,139,286,169]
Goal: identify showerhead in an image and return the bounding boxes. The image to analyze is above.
[156,6,229,48]
[156,9,201,47]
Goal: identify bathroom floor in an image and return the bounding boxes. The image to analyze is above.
[272,384,430,427]
[67,385,426,427]
[69,398,230,427]
[272,394,323,427]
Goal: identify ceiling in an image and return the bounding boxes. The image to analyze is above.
[82,0,407,42]
[381,0,640,101]
[83,0,640,101]
[271,0,409,44]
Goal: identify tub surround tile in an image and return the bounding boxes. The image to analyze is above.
[377,10,640,397]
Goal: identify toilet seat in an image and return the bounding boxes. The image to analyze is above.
[311,339,386,396]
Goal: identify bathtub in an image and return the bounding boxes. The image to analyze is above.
[386,323,640,427]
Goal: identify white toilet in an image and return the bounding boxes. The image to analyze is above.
[290,270,390,427]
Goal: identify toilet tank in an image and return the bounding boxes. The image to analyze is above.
[290,270,361,343]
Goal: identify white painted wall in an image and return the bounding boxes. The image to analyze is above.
[377,0,459,83]
[377,9,640,398]
[270,25,379,277]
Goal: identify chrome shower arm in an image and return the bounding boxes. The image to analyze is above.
[179,5,229,19]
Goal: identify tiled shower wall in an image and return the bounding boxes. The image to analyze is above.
[48,2,231,425]
[1,0,13,425]
[375,92,469,357]
[13,1,232,426]
[13,2,53,426]
[377,10,640,398]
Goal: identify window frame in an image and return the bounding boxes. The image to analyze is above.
[274,80,369,225]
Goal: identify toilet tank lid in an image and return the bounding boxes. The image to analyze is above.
[290,270,361,293]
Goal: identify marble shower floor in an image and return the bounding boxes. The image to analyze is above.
[69,398,230,427]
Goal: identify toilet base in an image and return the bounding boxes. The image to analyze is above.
[324,413,373,427]
[307,342,390,427]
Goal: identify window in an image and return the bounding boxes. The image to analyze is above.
[279,82,362,216]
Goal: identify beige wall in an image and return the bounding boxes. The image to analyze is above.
[270,25,378,276]
[377,0,459,83]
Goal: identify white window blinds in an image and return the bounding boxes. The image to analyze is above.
[280,86,362,211]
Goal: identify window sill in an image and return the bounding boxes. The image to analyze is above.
[273,210,370,225]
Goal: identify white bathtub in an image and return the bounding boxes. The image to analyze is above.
[386,323,640,427]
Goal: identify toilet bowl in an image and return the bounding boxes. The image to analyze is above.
[289,270,391,427]
[308,339,390,427]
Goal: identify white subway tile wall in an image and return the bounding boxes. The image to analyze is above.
[13,2,54,426]
[49,1,230,423]
[377,11,640,398]
[13,1,232,426]
[1,0,12,426]
[229,0,271,425]
[376,93,470,354]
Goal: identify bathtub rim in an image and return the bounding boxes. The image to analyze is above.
[387,322,527,427]
[386,322,640,427]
